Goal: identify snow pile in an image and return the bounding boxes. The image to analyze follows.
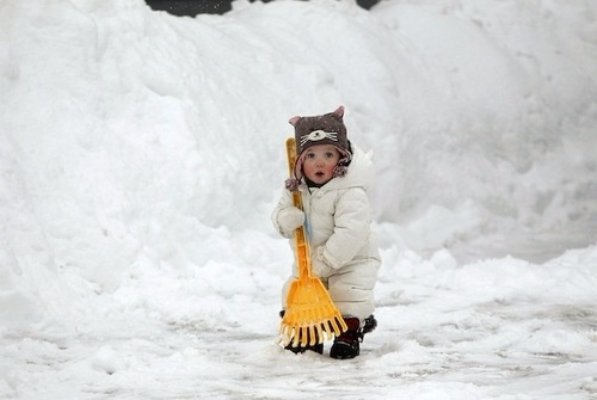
[1,0,597,398]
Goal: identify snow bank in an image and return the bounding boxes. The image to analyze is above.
[1,0,596,340]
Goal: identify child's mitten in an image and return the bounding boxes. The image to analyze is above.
[277,207,304,236]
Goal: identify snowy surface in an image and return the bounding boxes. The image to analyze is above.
[1,0,597,399]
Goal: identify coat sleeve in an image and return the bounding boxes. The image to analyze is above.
[320,188,371,269]
[271,189,295,238]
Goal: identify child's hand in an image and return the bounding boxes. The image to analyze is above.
[277,207,304,235]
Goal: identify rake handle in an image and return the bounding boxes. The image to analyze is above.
[286,137,312,279]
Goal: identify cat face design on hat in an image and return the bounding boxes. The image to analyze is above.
[288,106,352,182]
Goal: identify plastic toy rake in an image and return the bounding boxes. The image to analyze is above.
[279,137,347,348]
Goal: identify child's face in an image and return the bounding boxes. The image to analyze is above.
[302,144,341,185]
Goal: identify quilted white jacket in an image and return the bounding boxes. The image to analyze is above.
[272,145,381,320]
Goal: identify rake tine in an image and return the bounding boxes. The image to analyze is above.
[298,327,305,347]
[315,323,324,344]
[337,315,348,332]
[330,317,342,336]
[283,331,292,347]
[286,326,295,346]
[280,325,288,343]
[294,327,300,347]
[292,328,300,348]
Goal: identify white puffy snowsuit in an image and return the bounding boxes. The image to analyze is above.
[272,145,381,321]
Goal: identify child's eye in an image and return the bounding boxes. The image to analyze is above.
[306,153,316,159]
[325,152,335,158]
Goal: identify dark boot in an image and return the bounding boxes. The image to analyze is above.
[330,315,377,360]
[330,317,360,359]
[362,314,377,335]
[280,310,324,354]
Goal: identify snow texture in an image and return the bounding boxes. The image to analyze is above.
[1,0,596,399]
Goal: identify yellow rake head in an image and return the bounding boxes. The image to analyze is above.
[279,277,348,348]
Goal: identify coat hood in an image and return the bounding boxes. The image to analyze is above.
[314,145,375,193]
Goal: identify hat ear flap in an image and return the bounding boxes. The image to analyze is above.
[333,150,351,178]
[333,164,348,178]
[288,116,301,126]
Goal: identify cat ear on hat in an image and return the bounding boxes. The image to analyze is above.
[333,105,345,119]
[289,116,301,126]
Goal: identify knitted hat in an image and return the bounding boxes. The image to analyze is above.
[287,106,352,187]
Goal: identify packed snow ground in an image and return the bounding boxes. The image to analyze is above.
[1,0,597,399]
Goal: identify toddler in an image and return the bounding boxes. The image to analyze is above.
[272,106,380,359]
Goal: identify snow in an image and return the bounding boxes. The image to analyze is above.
[1,0,596,398]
